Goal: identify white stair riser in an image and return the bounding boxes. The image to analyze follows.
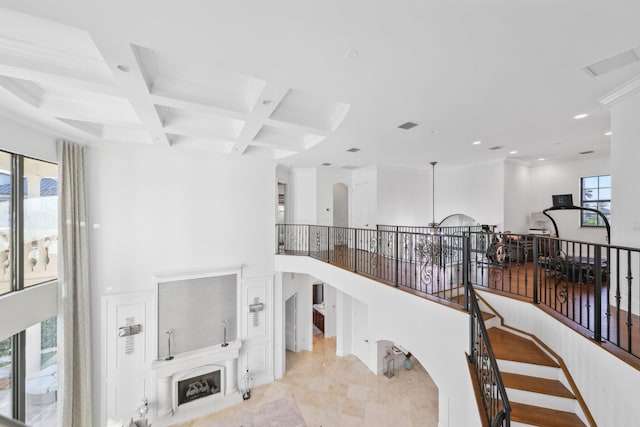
[497,359,561,380]
[484,316,501,329]
[506,387,576,412]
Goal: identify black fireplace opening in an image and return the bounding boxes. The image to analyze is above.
[177,370,221,406]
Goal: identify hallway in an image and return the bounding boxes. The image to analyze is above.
[178,334,439,426]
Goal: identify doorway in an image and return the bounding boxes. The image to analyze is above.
[333,183,349,227]
[285,293,297,352]
[278,183,287,251]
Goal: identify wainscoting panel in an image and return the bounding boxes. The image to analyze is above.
[240,339,274,388]
[106,375,151,423]
[240,275,274,388]
[104,292,155,375]
[103,292,155,425]
[242,276,273,339]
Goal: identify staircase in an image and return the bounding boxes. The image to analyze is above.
[476,295,595,427]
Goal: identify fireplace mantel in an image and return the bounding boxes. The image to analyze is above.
[152,340,242,425]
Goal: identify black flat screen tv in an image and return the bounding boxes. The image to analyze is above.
[552,194,574,208]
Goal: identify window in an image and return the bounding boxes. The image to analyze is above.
[25,317,57,426]
[0,149,58,426]
[23,158,58,288]
[0,152,58,295]
[580,175,611,227]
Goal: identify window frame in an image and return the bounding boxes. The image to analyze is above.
[579,174,611,228]
[0,149,58,423]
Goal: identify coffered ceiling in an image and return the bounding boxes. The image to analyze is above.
[0,1,639,170]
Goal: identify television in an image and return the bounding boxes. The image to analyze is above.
[552,194,574,208]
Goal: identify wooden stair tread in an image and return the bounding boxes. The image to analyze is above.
[481,311,495,321]
[488,328,559,367]
[510,401,585,426]
[501,372,575,399]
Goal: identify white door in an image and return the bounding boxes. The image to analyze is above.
[285,294,297,352]
[351,298,369,365]
[353,182,371,228]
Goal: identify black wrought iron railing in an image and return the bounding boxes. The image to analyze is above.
[277,224,640,362]
[377,224,493,235]
[277,224,469,308]
[468,285,511,426]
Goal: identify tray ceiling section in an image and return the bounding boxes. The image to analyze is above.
[134,45,349,157]
[0,9,153,144]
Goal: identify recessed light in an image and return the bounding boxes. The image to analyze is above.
[430,130,440,134]
[116,64,132,73]
[579,150,595,155]
[472,140,482,145]
[262,100,273,106]
[509,150,518,154]
[538,158,546,161]
[488,145,503,151]
[321,162,332,166]
[346,147,361,153]
[573,113,589,120]
[605,131,612,136]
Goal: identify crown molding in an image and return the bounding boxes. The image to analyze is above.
[597,75,640,109]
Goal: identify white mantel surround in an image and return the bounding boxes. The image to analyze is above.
[151,340,243,426]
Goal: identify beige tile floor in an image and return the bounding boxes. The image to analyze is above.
[176,334,439,427]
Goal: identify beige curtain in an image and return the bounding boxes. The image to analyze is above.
[57,139,92,426]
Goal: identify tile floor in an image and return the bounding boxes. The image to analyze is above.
[176,334,439,427]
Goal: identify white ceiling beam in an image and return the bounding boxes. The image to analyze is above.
[87,36,169,146]
[231,85,289,156]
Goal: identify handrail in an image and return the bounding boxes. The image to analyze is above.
[277,224,640,362]
[468,285,511,426]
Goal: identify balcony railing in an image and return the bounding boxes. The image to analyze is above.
[278,224,470,308]
[468,285,511,426]
[276,224,640,363]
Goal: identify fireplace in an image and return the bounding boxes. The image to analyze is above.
[177,369,221,406]
[152,340,242,425]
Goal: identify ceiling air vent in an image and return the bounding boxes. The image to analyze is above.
[584,47,640,77]
[342,165,358,170]
[488,145,503,151]
[346,147,361,153]
[398,121,418,130]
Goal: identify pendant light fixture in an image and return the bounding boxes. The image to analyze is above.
[429,161,438,228]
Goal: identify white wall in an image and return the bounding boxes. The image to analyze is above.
[479,290,640,427]
[289,168,317,224]
[376,165,430,226]
[503,161,531,234]
[276,255,480,427]
[336,289,352,357]
[610,89,640,248]
[436,160,504,228]
[0,114,57,163]
[323,284,337,338]
[281,272,313,352]
[86,143,276,425]
[527,156,610,244]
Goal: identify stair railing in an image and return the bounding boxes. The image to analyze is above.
[468,285,511,426]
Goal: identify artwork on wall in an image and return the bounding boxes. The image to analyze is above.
[154,266,242,359]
